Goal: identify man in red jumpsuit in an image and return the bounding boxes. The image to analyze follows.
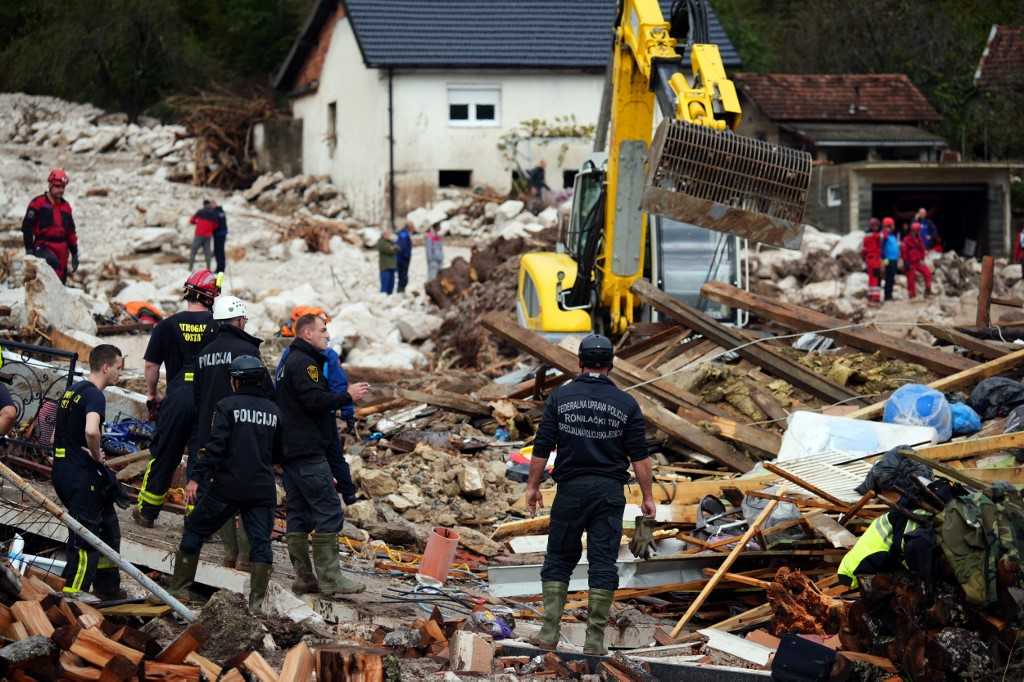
[861,217,883,304]
[901,221,933,298]
[22,168,78,283]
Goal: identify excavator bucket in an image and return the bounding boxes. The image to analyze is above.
[642,119,812,250]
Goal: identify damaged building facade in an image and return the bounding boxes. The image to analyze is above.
[270,0,740,223]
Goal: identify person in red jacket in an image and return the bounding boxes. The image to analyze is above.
[861,217,883,304]
[22,168,78,283]
[188,200,218,271]
[901,221,933,298]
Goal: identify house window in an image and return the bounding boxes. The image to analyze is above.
[826,185,842,207]
[439,170,472,187]
[448,86,500,126]
[326,101,337,158]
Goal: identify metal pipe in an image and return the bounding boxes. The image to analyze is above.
[388,67,396,228]
[0,458,195,622]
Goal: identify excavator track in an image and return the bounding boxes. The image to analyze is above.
[643,119,812,250]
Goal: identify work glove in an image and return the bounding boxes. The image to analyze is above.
[71,251,79,273]
[629,515,658,560]
[146,399,161,422]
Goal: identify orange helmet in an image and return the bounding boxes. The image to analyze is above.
[183,269,220,307]
[48,168,69,187]
[280,306,330,337]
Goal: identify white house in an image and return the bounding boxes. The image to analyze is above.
[272,0,740,224]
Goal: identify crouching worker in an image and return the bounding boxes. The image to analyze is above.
[166,356,282,611]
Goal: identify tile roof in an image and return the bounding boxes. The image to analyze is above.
[733,73,941,123]
[780,123,946,146]
[274,0,740,90]
[974,25,1024,89]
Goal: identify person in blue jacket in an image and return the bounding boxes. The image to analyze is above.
[396,221,414,293]
[275,339,358,505]
[881,217,901,301]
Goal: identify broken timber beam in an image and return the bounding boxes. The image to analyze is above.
[920,324,1007,361]
[482,313,755,472]
[395,388,491,417]
[632,279,864,405]
[701,281,977,375]
[847,346,1024,420]
[977,255,995,328]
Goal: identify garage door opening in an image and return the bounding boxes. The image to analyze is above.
[871,184,988,256]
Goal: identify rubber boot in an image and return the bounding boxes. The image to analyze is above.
[286,533,319,595]
[583,589,614,656]
[311,533,365,595]
[248,563,272,613]
[219,519,239,568]
[236,523,251,572]
[527,581,568,650]
[147,551,198,604]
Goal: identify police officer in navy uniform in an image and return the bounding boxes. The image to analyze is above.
[525,334,655,655]
[277,314,369,596]
[166,356,282,611]
[52,344,124,597]
[134,270,219,527]
[190,295,264,570]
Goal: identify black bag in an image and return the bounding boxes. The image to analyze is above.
[970,377,1024,420]
[771,634,836,681]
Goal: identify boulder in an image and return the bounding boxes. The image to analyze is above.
[345,500,379,528]
[346,343,428,370]
[496,200,525,222]
[484,202,499,220]
[277,174,314,193]
[132,228,178,252]
[800,279,843,303]
[360,470,399,497]
[845,271,870,299]
[537,206,560,229]
[799,225,841,255]
[777,275,800,293]
[457,465,485,499]
[112,281,161,305]
[260,283,319,321]
[434,199,460,216]
[395,312,444,343]
[143,208,180,227]
[386,493,416,512]
[23,258,97,335]
[359,227,382,248]
[1001,264,1022,287]
[92,129,121,153]
[758,249,804,279]
[830,230,865,257]
[453,526,501,557]
[70,137,96,154]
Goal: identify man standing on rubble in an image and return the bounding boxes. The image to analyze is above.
[525,334,655,655]
[189,295,264,570]
[134,270,219,528]
[52,344,124,598]
[902,222,933,298]
[212,201,228,274]
[277,314,369,596]
[167,356,282,611]
[22,168,79,283]
[396,220,413,294]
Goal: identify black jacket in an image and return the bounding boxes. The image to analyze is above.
[192,387,282,504]
[276,338,352,462]
[191,324,263,455]
[532,373,648,483]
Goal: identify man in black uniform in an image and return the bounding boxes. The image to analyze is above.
[191,295,262,570]
[168,356,282,611]
[134,269,219,527]
[278,314,369,596]
[52,344,124,597]
[525,334,654,655]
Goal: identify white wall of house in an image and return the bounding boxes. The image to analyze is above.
[289,16,604,224]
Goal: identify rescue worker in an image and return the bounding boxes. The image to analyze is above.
[277,314,369,596]
[168,356,282,611]
[275,312,358,506]
[396,220,413,294]
[22,168,79,283]
[915,207,939,251]
[188,201,218,271]
[212,202,228,274]
[191,295,263,570]
[52,344,124,598]
[525,334,655,655]
[861,217,883,304]
[881,217,901,302]
[134,270,219,527]
[901,221,933,298]
[838,509,921,589]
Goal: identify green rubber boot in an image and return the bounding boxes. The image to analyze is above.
[152,551,199,604]
[527,581,568,650]
[311,533,365,596]
[236,521,251,572]
[286,533,319,595]
[219,519,239,567]
[583,588,614,656]
[248,563,272,613]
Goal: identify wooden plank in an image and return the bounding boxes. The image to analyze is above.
[143,662,201,681]
[116,459,150,482]
[708,603,773,633]
[914,431,1024,462]
[156,623,207,664]
[701,569,772,590]
[103,449,151,469]
[701,281,977,375]
[992,296,1024,308]
[513,475,774,512]
[279,642,314,682]
[669,500,780,637]
[949,466,1024,484]
[978,255,994,327]
[184,652,222,679]
[846,347,1024,420]
[804,514,858,548]
[240,651,278,682]
[48,328,97,360]
[839,492,876,526]
[396,388,491,417]
[482,313,756,472]
[633,279,865,404]
[920,324,1006,360]
[10,600,54,637]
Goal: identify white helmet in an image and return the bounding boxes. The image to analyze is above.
[212,295,247,321]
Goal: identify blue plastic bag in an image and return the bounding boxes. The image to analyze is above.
[950,402,981,436]
[883,383,952,441]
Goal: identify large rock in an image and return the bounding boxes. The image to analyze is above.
[496,200,525,222]
[537,206,559,229]
[360,470,398,497]
[845,271,870,299]
[132,228,178,252]
[345,343,428,370]
[143,208,180,227]
[457,465,485,499]
[92,129,122,153]
[260,283,319,321]
[454,526,501,557]
[799,225,841,255]
[830,230,865,257]
[70,137,95,153]
[345,500,379,528]
[243,172,284,201]
[23,258,97,335]
[800,279,843,303]
[757,249,804,279]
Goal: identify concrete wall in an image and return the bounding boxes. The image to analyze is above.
[805,164,852,234]
[289,16,602,223]
[252,119,303,177]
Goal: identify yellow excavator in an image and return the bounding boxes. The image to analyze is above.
[517,0,811,336]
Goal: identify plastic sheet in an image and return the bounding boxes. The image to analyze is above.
[778,411,939,461]
[883,383,952,441]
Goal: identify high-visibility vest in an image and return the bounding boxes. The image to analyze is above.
[838,512,918,589]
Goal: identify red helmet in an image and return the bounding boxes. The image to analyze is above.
[183,269,220,307]
[882,217,895,228]
[48,168,69,187]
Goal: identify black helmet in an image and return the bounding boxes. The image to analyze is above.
[579,334,614,368]
[229,355,264,383]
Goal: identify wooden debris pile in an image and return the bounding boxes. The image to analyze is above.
[276,215,363,254]
[166,93,280,190]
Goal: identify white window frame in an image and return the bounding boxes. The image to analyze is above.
[826,184,842,207]
[447,85,501,127]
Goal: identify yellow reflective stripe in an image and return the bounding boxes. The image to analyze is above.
[97,557,114,570]
[65,548,88,593]
[137,460,166,508]
[54,448,65,459]
[184,372,194,383]
[185,503,195,515]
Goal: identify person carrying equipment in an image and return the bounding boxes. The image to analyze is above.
[22,168,79,283]
[134,270,219,527]
[167,356,283,611]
